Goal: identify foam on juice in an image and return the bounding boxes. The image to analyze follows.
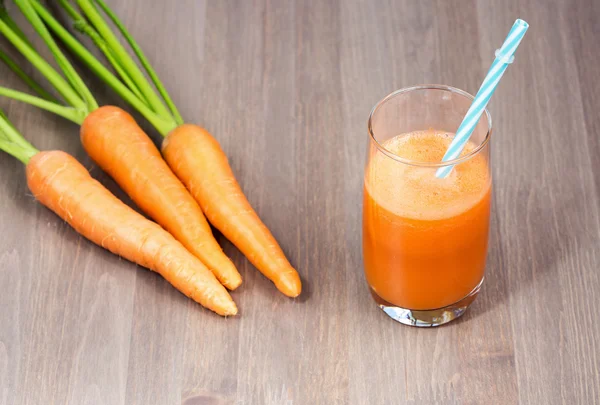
[365,130,491,221]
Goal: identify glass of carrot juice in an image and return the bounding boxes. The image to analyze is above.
[363,85,492,327]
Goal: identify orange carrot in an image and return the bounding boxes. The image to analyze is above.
[80,106,242,290]
[0,5,241,290]
[26,150,238,316]
[162,125,302,297]
[7,1,302,298]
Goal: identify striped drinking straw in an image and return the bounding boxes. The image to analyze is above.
[436,19,529,178]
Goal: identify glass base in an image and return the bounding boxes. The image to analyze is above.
[370,279,483,327]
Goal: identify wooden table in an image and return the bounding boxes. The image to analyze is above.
[1,1,599,404]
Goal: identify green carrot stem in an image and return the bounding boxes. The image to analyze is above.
[31,0,176,135]
[0,137,34,164]
[74,26,149,106]
[93,0,184,125]
[57,0,83,21]
[98,40,148,105]
[75,0,173,121]
[14,0,98,111]
[58,0,149,106]
[72,19,148,105]
[0,109,39,164]
[0,108,18,133]
[0,86,85,124]
[0,18,85,111]
[0,48,59,102]
[0,2,36,49]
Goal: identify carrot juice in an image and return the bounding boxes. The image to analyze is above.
[363,129,491,311]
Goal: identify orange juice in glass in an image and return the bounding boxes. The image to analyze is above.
[363,85,492,326]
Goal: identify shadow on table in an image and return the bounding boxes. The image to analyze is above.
[453,180,592,325]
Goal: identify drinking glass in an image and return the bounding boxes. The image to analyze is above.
[363,85,492,327]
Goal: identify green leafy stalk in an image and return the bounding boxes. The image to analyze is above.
[58,0,148,105]
[76,0,173,121]
[0,108,39,164]
[99,38,148,104]
[0,4,37,52]
[0,18,85,111]
[0,48,58,102]
[0,108,17,132]
[0,86,85,123]
[31,0,177,135]
[93,0,183,125]
[14,0,97,111]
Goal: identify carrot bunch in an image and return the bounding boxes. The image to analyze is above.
[0,0,301,315]
[54,0,302,298]
[0,110,237,316]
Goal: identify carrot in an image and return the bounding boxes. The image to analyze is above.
[0,1,242,290]
[27,150,238,316]
[32,0,303,297]
[3,0,302,297]
[163,125,302,297]
[80,106,242,290]
[0,110,237,316]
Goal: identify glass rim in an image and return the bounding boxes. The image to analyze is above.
[367,84,493,168]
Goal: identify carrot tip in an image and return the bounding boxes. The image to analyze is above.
[275,272,302,298]
[223,303,239,316]
[283,289,302,298]
[222,275,243,291]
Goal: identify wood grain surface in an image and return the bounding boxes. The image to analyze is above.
[1,0,599,404]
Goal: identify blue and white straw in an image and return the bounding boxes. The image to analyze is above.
[436,19,529,178]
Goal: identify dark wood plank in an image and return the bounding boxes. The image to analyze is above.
[1,1,599,404]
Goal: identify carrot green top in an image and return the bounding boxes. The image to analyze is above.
[0,0,183,136]
[0,108,38,164]
[0,0,96,124]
